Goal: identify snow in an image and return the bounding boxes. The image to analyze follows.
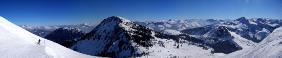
[116,16,131,22]
[229,31,256,49]
[0,16,94,58]
[225,27,282,58]
[163,29,182,35]
[268,23,279,27]
[255,28,270,40]
[71,16,136,57]
[249,20,257,25]
[140,19,220,32]
[78,16,220,57]
[135,31,217,58]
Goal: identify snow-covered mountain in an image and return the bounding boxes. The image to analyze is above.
[231,17,281,42]
[71,16,223,58]
[180,25,256,54]
[20,23,95,37]
[72,16,155,57]
[136,19,222,35]
[20,25,59,37]
[0,16,94,58]
[182,17,282,43]
[201,26,242,53]
[12,16,282,58]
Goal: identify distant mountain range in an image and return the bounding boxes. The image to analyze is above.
[20,23,95,37]
[19,16,282,58]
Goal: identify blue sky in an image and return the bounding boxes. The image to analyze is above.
[0,0,281,25]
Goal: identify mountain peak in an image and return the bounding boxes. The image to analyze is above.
[236,17,249,23]
[236,17,247,21]
[214,26,231,37]
[73,16,156,57]
[93,16,137,32]
[101,16,131,24]
[204,26,231,38]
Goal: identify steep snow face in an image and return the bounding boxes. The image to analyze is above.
[0,16,93,58]
[244,27,282,58]
[225,27,282,58]
[228,31,256,49]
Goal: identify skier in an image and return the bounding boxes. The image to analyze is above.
[38,39,41,45]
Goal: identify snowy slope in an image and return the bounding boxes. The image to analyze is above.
[0,16,94,58]
[137,32,216,58]
[229,31,256,49]
[244,27,282,58]
[225,27,282,58]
